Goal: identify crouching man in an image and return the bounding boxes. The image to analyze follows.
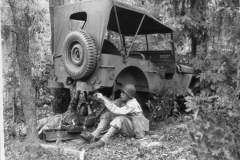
[82,84,149,149]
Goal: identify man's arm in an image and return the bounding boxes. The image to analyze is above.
[97,94,134,115]
[112,98,123,107]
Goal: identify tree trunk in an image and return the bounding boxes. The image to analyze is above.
[191,29,197,57]
[200,0,208,53]
[190,0,197,57]
[15,32,37,135]
[14,87,24,123]
[237,0,240,90]
[189,0,208,57]
[8,0,38,136]
[180,0,186,16]
[49,0,71,114]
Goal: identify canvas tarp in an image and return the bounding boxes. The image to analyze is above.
[54,0,172,56]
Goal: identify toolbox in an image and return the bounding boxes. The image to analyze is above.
[42,125,85,141]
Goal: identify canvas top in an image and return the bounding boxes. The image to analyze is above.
[54,0,173,54]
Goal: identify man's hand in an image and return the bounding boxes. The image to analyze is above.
[95,93,104,99]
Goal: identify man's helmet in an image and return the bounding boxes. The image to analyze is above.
[121,84,136,98]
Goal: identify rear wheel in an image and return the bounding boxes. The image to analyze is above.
[51,88,71,114]
[62,30,98,80]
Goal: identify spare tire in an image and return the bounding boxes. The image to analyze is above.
[62,30,98,79]
[102,40,120,55]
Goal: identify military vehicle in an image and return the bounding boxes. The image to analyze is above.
[48,0,198,95]
[48,0,201,120]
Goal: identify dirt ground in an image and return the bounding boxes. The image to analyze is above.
[5,116,197,160]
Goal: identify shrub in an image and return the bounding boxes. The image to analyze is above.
[146,79,186,122]
[185,49,240,160]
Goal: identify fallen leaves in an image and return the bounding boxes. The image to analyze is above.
[5,117,199,160]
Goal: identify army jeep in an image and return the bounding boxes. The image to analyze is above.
[48,0,198,106]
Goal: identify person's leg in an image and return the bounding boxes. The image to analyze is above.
[81,112,115,142]
[88,116,135,149]
[101,116,135,143]
[91,112,115,137]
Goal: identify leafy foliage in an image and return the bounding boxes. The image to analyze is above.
[146,80,186,122]
[184,47,240,159]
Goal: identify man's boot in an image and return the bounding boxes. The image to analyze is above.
[88,126,118,149]
[81,119,109,143]
[87,140,105,149]
[91,119,109,137]
[80,132,95,143]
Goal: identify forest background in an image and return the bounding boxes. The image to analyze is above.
[1,0,240,159]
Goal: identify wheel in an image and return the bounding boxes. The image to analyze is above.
[62,30,98,79]
[51,88,71,114]
[102,40,120,55]
[192,87,201,96]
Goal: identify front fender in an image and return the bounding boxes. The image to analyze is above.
[173,72,193,95]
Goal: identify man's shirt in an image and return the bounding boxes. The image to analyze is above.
[102,97,143,115]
